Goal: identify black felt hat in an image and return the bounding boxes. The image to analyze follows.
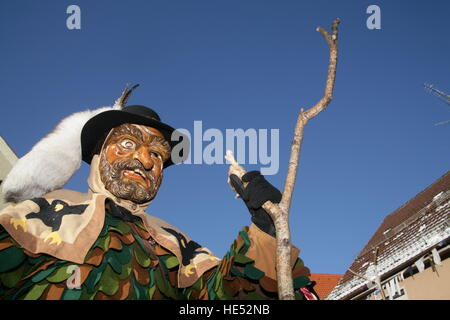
[81,105,188,168]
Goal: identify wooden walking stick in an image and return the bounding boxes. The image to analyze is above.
[225,18,340,300]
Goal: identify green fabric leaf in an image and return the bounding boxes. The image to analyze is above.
[95,235,110,251]
[80,287,97,300]
[213,272,231,300]
[31,264,61,283]
[107,254,123,274]
[27,254,47,266]
[161,255,179,269]
[293,276,310,289]
[0,264,25,288]
[61,288,82,300]
[154,266,173,298]
[244,264,265,280]
[294,258,305,268]
[148,284,156,299]
[23,282,49,300]
[112,245,132,265]
[191,275,203,292]
[133,243,150,268]
[84,262,107,294]
[238,229,251,254]
[47,265,72,283]
[105,214,120,228]
[132,274,148,300]
[117,262,132,280]
[230,267,245,278]
[295,291,305,300]
[234,253,253,265]
[206,275,216,300]
[98,265,119,296]
[0,245,26,273]
[0,228,9,240]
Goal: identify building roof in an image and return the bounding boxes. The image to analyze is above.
[309,273,342,300]
[328,171,450,300]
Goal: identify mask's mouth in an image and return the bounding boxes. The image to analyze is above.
[122,168,151,188]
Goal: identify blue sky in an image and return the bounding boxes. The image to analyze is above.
[0,0,449,274]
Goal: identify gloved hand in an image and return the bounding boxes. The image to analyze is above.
[229,171,281,237]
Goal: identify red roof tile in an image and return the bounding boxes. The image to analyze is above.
[310,273,342,299]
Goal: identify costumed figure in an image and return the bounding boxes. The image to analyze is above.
[0,86,318,300]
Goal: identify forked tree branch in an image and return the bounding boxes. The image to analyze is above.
[225,18,340,300]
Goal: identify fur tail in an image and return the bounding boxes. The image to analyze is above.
[1,105,120,203]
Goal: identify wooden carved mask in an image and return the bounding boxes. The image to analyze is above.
[99,123,171,204]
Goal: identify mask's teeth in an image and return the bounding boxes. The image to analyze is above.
[133,169,145,178]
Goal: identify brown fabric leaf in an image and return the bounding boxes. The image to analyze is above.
[94,291,113,300]
[0,238,14,251]
[78,264,93,285]
[118,232,135,245]
[218,256,233,275]
[259,276,277,293]
[168,270,178,288]
[152,287,163,300]
[223,279,240,297]
[108,233,123,251]
[41,282,66,300]
[22,260,57,281]
[84,247,105,266]
[23,249,41,259]
[130,223,151,240]
[237,277,255,292]
[153,244,171,256]
[198,286,209,300]
[132,257,150,286]
[292,265,311,278]
[111,278,131,300]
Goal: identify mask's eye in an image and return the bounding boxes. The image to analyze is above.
[120,139,136,150]
[150,151,161,159]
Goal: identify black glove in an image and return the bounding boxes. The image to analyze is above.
[229,171,281,237]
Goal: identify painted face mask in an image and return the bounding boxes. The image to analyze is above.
[99,123,171,204]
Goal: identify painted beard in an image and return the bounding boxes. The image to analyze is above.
[99,153,161,204]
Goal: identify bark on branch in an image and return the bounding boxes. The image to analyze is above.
[226,18,340,300]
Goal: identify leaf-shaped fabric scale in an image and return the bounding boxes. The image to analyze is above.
[243,264,265,280]
[32,263,62,283]
[160,255,179,269]
[0,245,26,273]
[95,235,111,251]
[233,253,253,265]
[112,245,132,265]
[97,265,120,296]
[133,243,150,268]
[0,264,25,288]
[23,282,49,300]
[61,288,82,300]
[47,265,73,283]
[106,254,123,274]
[84,263,107,294]
[293,276,310,289]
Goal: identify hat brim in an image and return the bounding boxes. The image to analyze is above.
[81,110,188,168]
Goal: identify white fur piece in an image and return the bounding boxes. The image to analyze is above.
[1,105,121,203]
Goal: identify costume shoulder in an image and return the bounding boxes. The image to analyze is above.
[135,213,221,288]
[0,189,107,264]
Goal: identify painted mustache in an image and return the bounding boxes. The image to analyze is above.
[110,158,155,189]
